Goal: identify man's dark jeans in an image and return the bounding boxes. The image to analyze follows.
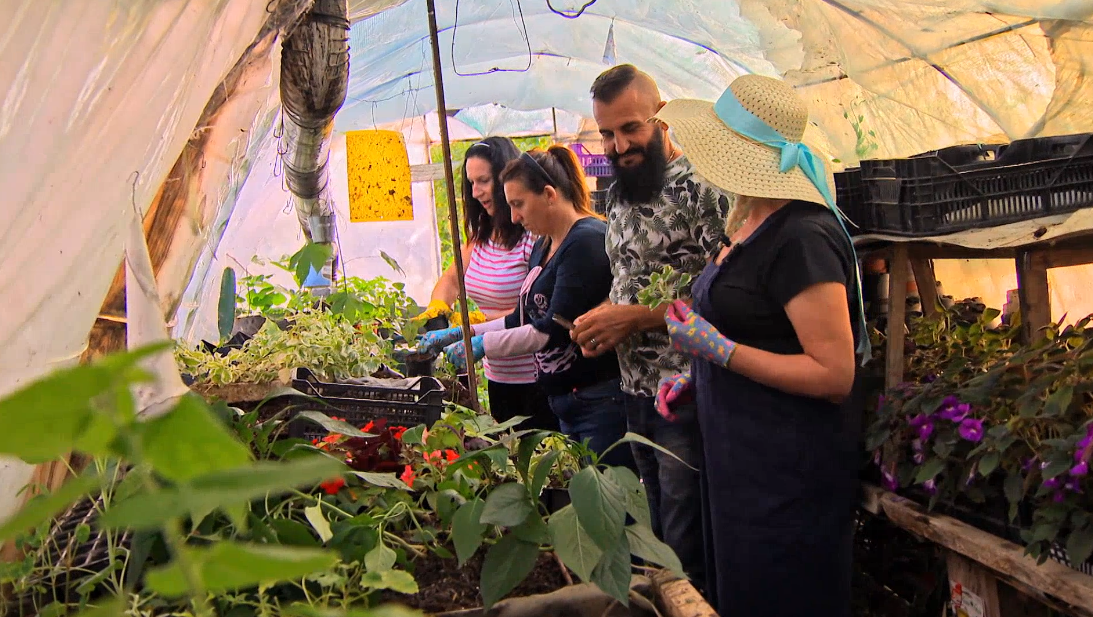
[625,393,705,591]
[547,378,638,472]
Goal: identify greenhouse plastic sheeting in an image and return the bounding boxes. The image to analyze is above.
[0,0,281,523]
[174,119,444,345]
[341,0,1093,164]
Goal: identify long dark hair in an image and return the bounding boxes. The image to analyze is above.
[462,136,525,249]
[499,146,603,220]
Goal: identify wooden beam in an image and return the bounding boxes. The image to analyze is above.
[1016,249,1051,342]
[910,258,939,317]
[885,246,909,389]
[1040,244,1093,270]
[651,570,717,617]
[862,485,1093,616]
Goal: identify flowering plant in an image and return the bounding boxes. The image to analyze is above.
[867,305,1093,567]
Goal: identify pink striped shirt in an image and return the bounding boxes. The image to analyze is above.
[465,232,538,384]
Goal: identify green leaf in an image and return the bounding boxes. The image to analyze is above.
[601,432,695,470]
[282,604,423,617]
[914,458,947,484]
[548,505,603,582]
[271,519,321,546]
[1043,458,1071,480]
[480,533,541,608]
[351,471,409,489]
[400,425,426,445]
[1044,385,1074,417]
[1066,526,1093,567]
[451,499,487,566]
[99,456,343,530]
[625,524,683,578]
[305,505,333,543]
[69,597,125,617]
[360,569,419,594]
[569,466,627,551]
[530,450,562,499]
[517,431,550,484]
[512,513,550,545]
[0,472,99,542]
[1018,395,1042,418]
[218,267,237,342]
[145,542,337,597]
[978,452,1000,477]
[289,242,334,287]
[479,415,534,436]
[605,467,650,530]
[294,411,372,438]
[365,541,397,572]
[480,482,533,527]
[140,394,251,483]
[590,529,631,605]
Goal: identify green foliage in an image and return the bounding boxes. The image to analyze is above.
[636,265,693,308]
[218,267,238,342]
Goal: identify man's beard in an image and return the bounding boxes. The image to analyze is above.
[609,129,669,204]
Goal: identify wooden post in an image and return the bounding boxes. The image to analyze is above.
[910,258,939,317]
[1016,249,1051,342]
[426,0,479,411]
[947,552,1002,617]
[885,246,909,389]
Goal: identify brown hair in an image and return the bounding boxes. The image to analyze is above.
[499,146,602,220]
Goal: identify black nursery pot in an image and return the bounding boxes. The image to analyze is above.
[403,351,438,378]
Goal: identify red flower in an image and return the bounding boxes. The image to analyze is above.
[362,421,375,433]
[400,465,417,486]
[444,449,459,462]
[320,477,345,495]
[392,426,408,440]
[322,434,340,444]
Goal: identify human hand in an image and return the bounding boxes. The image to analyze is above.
[655,372,693,421]
[664,300,735,367]
[443,336,485,372]
[418,299,451,322]
[451,310,487,326]
[418,326,463,353]
[571,304,643,357]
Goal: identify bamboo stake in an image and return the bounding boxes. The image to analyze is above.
[426,0,480,412]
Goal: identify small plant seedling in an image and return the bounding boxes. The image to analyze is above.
[637,266,693,308]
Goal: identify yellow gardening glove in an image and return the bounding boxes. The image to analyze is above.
[419,299,450,321]
[451,309,487,326]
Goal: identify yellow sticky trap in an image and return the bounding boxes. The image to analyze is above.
[346,130,413,222]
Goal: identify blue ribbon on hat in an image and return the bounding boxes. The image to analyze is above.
[713,87,872,364]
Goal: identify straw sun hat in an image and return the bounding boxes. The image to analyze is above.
[652,74,837,207]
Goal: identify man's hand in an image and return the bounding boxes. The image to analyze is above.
[571,303,663,357]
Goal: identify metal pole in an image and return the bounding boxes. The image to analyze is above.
[426,0,480,412]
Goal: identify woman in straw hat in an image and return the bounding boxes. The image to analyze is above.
[652,74,868,616]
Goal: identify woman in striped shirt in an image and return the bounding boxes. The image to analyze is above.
[420,137,556,430]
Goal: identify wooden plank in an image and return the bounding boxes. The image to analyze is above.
[885,246,909,389]
[652,571,717,617]
[948,552,1002,617]
[910,258,939,317]
[1016,249,1051,342]
[1041,244,1093,270]
[861,485,1093,616]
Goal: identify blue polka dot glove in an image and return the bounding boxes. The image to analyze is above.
[655,372,693,422]
[443,335,485,372]
[664,300,736,368]
[418,326,463,353]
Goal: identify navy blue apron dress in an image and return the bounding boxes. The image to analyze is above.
[689,214,862,617]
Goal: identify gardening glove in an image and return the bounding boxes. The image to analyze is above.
[418,326,463,353]
[664,299,736,367]
[418,299,451,322]
[655,372,693,422]
[443,336,485,372]
[450,309,487,326]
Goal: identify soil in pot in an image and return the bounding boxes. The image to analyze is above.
[376,550,568,613]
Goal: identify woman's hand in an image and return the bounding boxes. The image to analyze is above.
[664,300,736,367]
[655,372,693,421]
[418,326,463,353]
[418,299,451,322]
[443,336,485,372]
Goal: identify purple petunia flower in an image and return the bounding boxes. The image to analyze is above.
[914,451,925,465]
[939,403,971,423]
[1071,461,1089,477]
[1065,477,1083,493]
[1022,456,1037,472]
[1044,477,1063,491]
[923,478,938,495]
[966,465,977,486]
[958,418,984,442]
[925,374,937,383]
[873,450,882,466]
[882,467,899,492]
[908,414,929,428]
[1054,491,1067,503]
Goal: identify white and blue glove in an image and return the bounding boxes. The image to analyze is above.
[443,336,486,372]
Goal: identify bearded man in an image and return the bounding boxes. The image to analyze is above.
[572,64,731,591]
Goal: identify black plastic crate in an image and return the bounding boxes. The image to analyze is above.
[859,135,1093,236]
[288,368,445,441]
[591,189,608,215]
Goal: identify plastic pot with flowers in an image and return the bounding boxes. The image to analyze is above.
[866,305,1093,569]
